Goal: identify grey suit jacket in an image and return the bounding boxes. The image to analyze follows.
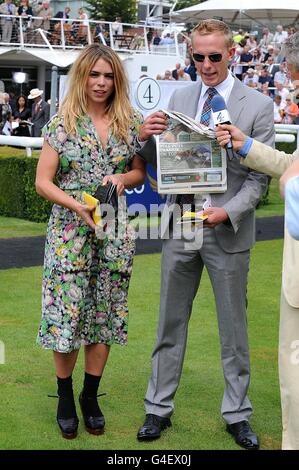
[31,100,50,137]
[137,77,275,253]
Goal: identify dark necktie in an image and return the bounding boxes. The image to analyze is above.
[200,87,218,127]
[178,87,218,211]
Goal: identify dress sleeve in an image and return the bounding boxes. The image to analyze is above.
[42,115,67,154]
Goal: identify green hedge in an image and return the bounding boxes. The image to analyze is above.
[276,140,297,154]
[0,140,297,221]
[0,156,52,222]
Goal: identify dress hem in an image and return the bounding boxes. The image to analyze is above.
[37,338,127,353]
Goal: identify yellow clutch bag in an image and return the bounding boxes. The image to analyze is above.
[82,192,101,225]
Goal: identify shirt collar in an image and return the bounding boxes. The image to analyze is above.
[200,71,234,99]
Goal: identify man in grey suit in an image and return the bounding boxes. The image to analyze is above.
[28,88,50,137]
[136,19,275,450]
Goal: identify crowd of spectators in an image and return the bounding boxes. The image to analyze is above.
[156,24,299,124]
[1,5,298,125]
[0,86,52,137]
[0,0,92,45]
[229,25,299,124]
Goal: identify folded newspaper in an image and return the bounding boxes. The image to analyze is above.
[156,109,227,194]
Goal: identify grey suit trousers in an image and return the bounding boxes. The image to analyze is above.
[144,227,252,424]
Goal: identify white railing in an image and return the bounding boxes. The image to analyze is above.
[1,127,297,157]
[0,14,186,57]
[275,134,295,143]
[0,135,43,156]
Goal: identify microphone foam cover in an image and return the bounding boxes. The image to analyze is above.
[210,94,227,112]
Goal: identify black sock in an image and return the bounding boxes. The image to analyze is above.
[57,376,77,419]
[82,372,101,398]
[81,373,103,417]
[57,375,73,397]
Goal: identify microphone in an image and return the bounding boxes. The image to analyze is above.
[210,95,234,160]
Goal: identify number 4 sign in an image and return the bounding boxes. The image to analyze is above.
[135,77,161,111]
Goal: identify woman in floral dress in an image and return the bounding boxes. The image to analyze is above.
[35,44,146,439]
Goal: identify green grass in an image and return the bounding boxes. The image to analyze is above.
[0,216,47,239]
[0,241,282,450]
[0,216,158,239]
[256,178,284,218]
[0,146,39,159]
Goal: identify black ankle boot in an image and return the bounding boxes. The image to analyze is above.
[79,391,105,435]
[56,397,79,439]
[56,376,79,439]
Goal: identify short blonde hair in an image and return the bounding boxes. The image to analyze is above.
[191,19,233,49]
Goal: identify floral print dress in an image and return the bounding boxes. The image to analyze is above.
[37,112,142,353]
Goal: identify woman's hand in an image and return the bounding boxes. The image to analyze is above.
[75,203,96,230]
[102,174,125,196]
[215,124,247,152]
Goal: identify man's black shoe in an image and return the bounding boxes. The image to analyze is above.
[226,420,259,450]
[137,413,171,441]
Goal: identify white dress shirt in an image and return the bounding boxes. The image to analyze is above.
[194,71,235,209]
[195,71,235,128]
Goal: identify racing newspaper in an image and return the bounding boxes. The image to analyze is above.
[156,109,227,194]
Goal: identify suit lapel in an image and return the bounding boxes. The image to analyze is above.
[189,83,202,118]
[227,77,246,124]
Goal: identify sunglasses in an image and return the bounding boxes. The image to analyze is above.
[193,53,223,63]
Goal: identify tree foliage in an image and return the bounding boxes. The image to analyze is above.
[174,0,202,11]
[85,0,137,24]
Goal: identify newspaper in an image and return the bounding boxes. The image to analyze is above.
[156,109,227,194]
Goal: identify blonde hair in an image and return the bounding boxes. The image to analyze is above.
[191,19,234,49]
[60,44,134,144]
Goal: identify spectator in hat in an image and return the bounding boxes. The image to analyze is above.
[243,68,258,88]
[263,45,274,63]
[28,87,50,136]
